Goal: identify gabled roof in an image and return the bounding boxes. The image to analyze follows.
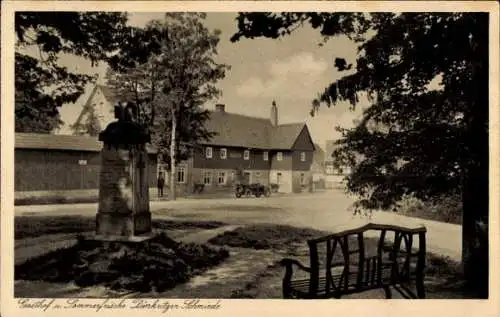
[98,85,119,105]
[201,110,313,150]
[73,85,119,130]
[15,133,157,153]
[202,111,272,149]
[74,84,315,151]
[270,123,306,149]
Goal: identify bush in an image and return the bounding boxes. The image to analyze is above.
[397,194,462,224]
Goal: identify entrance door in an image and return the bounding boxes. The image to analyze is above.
[243,172,251,185]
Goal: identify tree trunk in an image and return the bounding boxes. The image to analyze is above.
[170,108,177,200]
[462,161,488,298]
[461,14,489,297]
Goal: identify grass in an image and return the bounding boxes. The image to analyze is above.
[15,190,235,206]
[14,216,469,298]
[209,224,469,298]
[15,215,227,240]
[15,195,99,206]
[208,224,332,250]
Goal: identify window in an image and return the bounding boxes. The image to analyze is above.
[205,147,213,159]
[177,167,186,183]
[203,171,212,185]
[277,152,283,161]
[300,152,306,162]
[220,148,227,159]
[263,151,269,161]
[244,149,250,160]
[218,172,226,185]
[300,173,306,185]
[326,165,334,175]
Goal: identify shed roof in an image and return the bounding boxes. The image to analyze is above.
[15,133,157,153]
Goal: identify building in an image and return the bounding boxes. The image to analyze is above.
[15,133,158,195]
[73,85,316,194]
[324,140,351,188]
[310,143,326,189]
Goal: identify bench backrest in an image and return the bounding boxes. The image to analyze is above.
[306,223,427,295]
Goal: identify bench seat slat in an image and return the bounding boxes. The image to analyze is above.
[289,272,394,296]
[289,266,394,294]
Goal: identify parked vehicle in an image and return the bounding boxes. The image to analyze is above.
[235,183,271,198]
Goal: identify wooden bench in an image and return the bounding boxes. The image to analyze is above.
[280,223,427,299]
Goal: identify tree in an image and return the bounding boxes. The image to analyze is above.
[107,13,229,200]
[231,12,489,298]
[15,12,129,132]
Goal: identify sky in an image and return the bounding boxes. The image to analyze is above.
[53,12,367,150]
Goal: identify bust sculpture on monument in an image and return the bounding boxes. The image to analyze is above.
[95,101,153,241]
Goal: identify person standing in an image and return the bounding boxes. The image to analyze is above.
[157,172,165,198]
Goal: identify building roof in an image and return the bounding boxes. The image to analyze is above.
[73,85,119,131]
[201,110,312,150]
[15,133,157,153]
[98,85,119,105]
[202,111,272,149]
[270,123,307,149]
[76,84,315,151]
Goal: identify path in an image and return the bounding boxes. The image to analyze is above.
[15,189,462,261]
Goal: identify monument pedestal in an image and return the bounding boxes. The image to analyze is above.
[94,102,153,242]
[95,212,153,242]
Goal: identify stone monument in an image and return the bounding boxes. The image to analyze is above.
[95,101,153,241]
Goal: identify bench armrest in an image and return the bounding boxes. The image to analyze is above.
[279,258,311,272]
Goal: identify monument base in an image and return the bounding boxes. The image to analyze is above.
[96,211,152,238]
[93,233,155,243]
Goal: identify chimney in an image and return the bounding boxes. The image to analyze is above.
[215,104,225,112]
[270,100,278,126]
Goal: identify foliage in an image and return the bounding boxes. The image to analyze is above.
[232,12,487,208]
[15,12,131,133]
[106,13,230,167]
[398,194,462,225]
[231,12,489,297]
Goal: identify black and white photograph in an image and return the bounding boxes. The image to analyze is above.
[1,1,499,315]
